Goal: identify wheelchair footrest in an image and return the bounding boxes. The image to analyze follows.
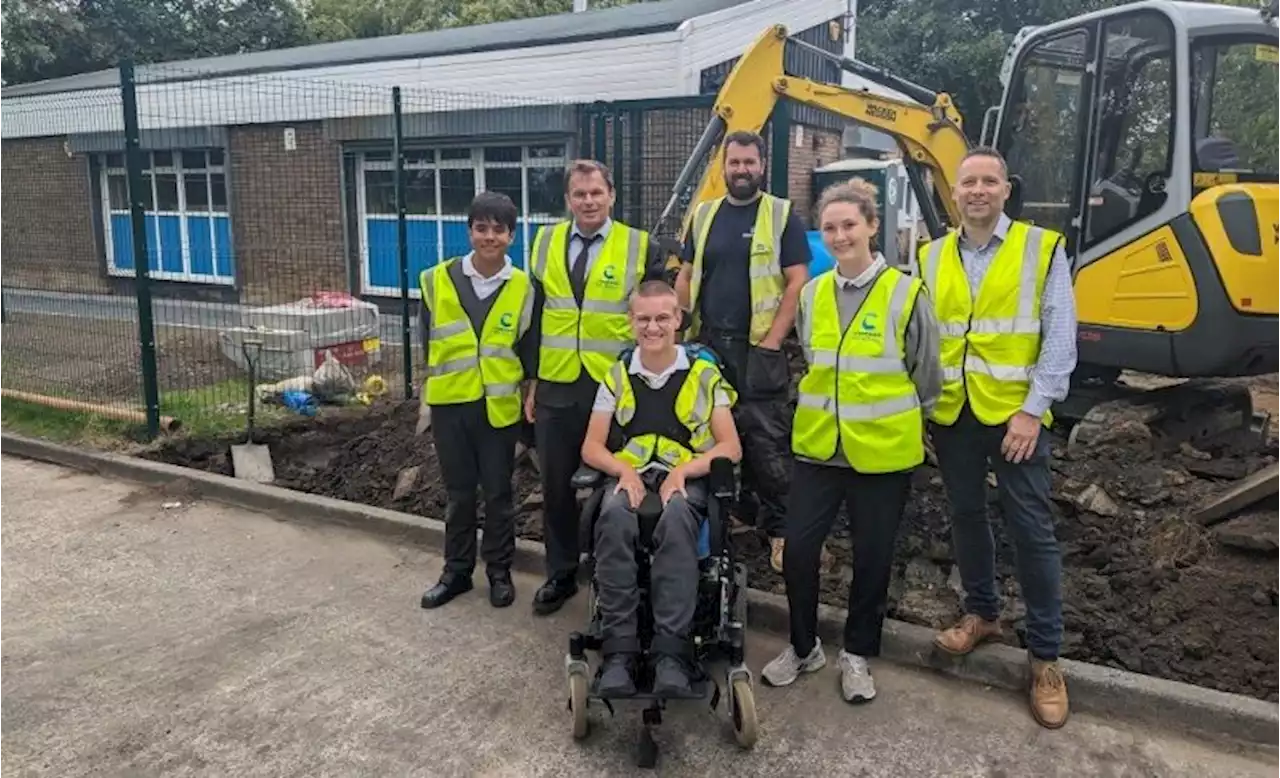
[591,676,710,701]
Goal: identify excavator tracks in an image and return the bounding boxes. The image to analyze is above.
[1062,375,1269,459]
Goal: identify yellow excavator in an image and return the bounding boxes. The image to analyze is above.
[656,1,1279,448]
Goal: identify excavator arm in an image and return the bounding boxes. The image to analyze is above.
[655,25,972,244]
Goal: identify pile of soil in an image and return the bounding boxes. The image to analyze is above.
[148,397,1279,702]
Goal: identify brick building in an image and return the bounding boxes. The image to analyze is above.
[1,0,895,306]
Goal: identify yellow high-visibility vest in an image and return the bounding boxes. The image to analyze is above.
[687,192,790,345]
[603,350,737,470]
[918,221,1059,427]
[791,267,925,473]
[420,258,530,428]
[530,221,648,384]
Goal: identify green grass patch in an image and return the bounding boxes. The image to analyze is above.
[1,398,137,446]
[2,378,296,445]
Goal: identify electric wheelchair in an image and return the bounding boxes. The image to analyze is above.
[563,404,758,768]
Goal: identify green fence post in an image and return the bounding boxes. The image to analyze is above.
[769,100,790,199]
[119,60,161,440]
[393,87,412,401]
[593,105,607,163]
[628,109,643,227]
[611,106,624,221]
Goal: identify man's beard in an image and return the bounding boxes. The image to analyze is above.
[726,173,761,199]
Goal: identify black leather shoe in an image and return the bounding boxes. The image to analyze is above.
[596,653,637,697]
[487,569,515,608]
[532,575,578,615]
[420,574,473,609]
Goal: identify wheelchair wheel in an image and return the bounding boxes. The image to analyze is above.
[730,677,758,749]
[569,672,590,739]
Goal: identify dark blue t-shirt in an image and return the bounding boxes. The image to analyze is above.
[680,197,811,335]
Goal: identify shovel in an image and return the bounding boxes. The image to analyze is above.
[231,339,275,483]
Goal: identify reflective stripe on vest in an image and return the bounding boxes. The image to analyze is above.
[688,192,789,345]
[918,221,1058,427]
[419,260,530,428]
[530,221,647,384]
[791,267,924,473]
[604,355,737,470]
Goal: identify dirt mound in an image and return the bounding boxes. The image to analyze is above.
[148,399,1279,702]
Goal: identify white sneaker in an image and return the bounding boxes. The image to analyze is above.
[762,640,826,687]
[839,650,876,703]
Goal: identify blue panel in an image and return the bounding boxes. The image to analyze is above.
[213,216,234,279]
[110,214,135,271]
[807,230,834,277]
[510,221,530,271]
[143,215,161,271]
[366,218,440,291]
[157,215,183,273]
[187,216,214,276]
[407,220,439,291]
[440,221,472,264]
[367,219,399,289]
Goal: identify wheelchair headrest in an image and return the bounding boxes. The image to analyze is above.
[613,343,724,369]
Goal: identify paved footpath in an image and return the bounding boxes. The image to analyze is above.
[2,456,1275,777]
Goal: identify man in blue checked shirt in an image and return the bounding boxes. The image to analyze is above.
[916,146,1078,730]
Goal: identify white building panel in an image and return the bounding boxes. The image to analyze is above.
[682,0,848,77]
[2,31,684,139]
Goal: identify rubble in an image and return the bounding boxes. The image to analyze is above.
[146,392,1280,703]
[1212,511,1279,555]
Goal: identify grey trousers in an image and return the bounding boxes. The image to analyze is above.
[594,478,706,655]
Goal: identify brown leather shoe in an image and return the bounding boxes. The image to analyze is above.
[1029,658,1070,729]
[933,614,1002,656]
[770,537,785,573]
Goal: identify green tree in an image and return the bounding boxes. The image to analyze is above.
[2,0,311,85]
[303,0,640,43]
[855,0,1124,139]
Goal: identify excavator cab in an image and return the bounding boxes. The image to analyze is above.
[987,1,1278,382]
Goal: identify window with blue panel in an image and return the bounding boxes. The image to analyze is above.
[359,143,568,295]
[99,149,234,284]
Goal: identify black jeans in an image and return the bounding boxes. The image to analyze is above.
[697,329,793,537]
[930,406,1062,660]
[783,462,911,657]
[431,401,521,577]
[534,397,595,580]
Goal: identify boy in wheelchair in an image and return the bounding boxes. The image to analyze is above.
[578,280,742,698]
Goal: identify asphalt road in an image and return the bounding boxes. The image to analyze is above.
[2,456,1274,778]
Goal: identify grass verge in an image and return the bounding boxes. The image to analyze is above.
[2,379,296,447]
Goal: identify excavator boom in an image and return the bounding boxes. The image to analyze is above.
[655,25,971,241]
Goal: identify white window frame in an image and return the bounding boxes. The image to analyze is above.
[99,150,233,285]
[358,142,567,297]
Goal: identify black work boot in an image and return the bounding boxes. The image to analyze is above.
[487,569,515,608]
[420,572,473,609]
[532,575,578,615]
[596,653,637,698]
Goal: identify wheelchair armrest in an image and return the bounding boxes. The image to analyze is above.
[571,465,605,490]
[709,456,736,500]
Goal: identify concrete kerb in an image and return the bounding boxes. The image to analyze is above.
[4,431,1276,748]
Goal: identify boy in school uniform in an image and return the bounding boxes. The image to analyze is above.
[418,191,535,609]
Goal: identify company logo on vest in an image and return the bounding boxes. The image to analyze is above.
[599,263,621,289]
[498,312,516,332]
[857,311,881,337]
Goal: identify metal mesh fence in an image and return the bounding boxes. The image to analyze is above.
[578,96,782,250]
[1,65,779,440]
[1,86,150,429]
